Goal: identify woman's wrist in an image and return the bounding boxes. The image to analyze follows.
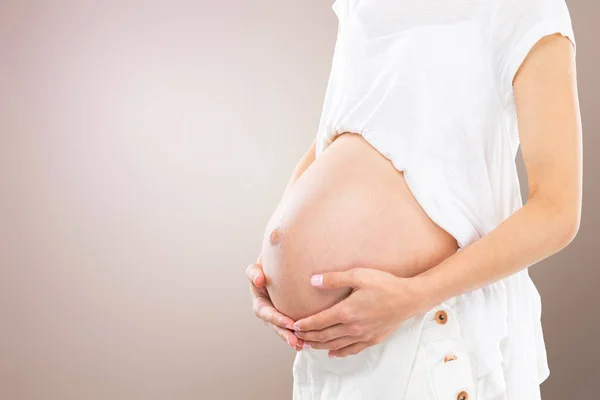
[407,273,450,315]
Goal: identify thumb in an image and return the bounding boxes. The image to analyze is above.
[311,268,364,290]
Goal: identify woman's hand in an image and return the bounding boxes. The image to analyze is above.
[246,255,305,351]
[292,268,436,358]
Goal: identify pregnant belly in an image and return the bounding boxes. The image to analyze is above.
[261,132,458,321]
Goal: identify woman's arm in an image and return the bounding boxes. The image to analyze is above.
[292,33,582,357]
[246,136,317,350]
[417,32,581,304]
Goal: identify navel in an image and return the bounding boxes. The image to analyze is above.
[269,227,283,245]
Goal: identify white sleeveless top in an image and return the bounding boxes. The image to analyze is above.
[297,0,577,398]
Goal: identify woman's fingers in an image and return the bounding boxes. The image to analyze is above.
[246,257,304,350]
[293,323,349,343]
[269,323,305,350]
[293,300,350,332]
[328,341,370,358]
[253,296,295,330]
[303,335,358,351]
[310,268,365,289]
[252,288,303,349]
[247,260,294,329]
[246,262,266,287]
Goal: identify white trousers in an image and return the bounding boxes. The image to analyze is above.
[292,296,480,400]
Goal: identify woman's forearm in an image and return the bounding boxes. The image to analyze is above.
[413,30,582,306]
[416,193,580,307]
[414,30,583,309]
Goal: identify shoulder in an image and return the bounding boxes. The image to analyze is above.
[489,0,576,94]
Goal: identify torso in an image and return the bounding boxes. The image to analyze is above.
[261,133,458,321]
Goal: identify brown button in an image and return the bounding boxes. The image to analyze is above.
[435,310,448,324]
[444,354,458,362]
[457,391,468,400]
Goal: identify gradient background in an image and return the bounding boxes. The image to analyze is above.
[0,1,597,399]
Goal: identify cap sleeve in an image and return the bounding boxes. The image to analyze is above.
[332,0,360,25]
[332,0,347,21]
[492,0,576,92]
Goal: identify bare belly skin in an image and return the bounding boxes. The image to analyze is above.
[261,133,458,321]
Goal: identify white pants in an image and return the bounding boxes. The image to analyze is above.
[292,296,479,400]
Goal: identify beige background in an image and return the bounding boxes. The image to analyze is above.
[0,1,597,399]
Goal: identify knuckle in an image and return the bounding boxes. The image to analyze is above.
[254,302,268,320]
[348,268,359,280]
[351,267,365,279]
[337,308,351,323]
[245,263,256,277]
[332,340,347,351]
[329,343,342,351]
[345,310,358,324]
[371,335,383,345]
[348,324,362,336]
[308,342,323,350]
[252,302,261,317]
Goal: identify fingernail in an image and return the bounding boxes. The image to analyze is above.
[328,353,336,358]
[305,343,312,349]
[311,274,323,286]
[293,323,301,331]
[285,324,293,330]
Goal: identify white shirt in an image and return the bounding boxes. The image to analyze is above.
[294,0,577,398]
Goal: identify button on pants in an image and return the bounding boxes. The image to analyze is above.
[405,304,477,400]
[292,297,478,400]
